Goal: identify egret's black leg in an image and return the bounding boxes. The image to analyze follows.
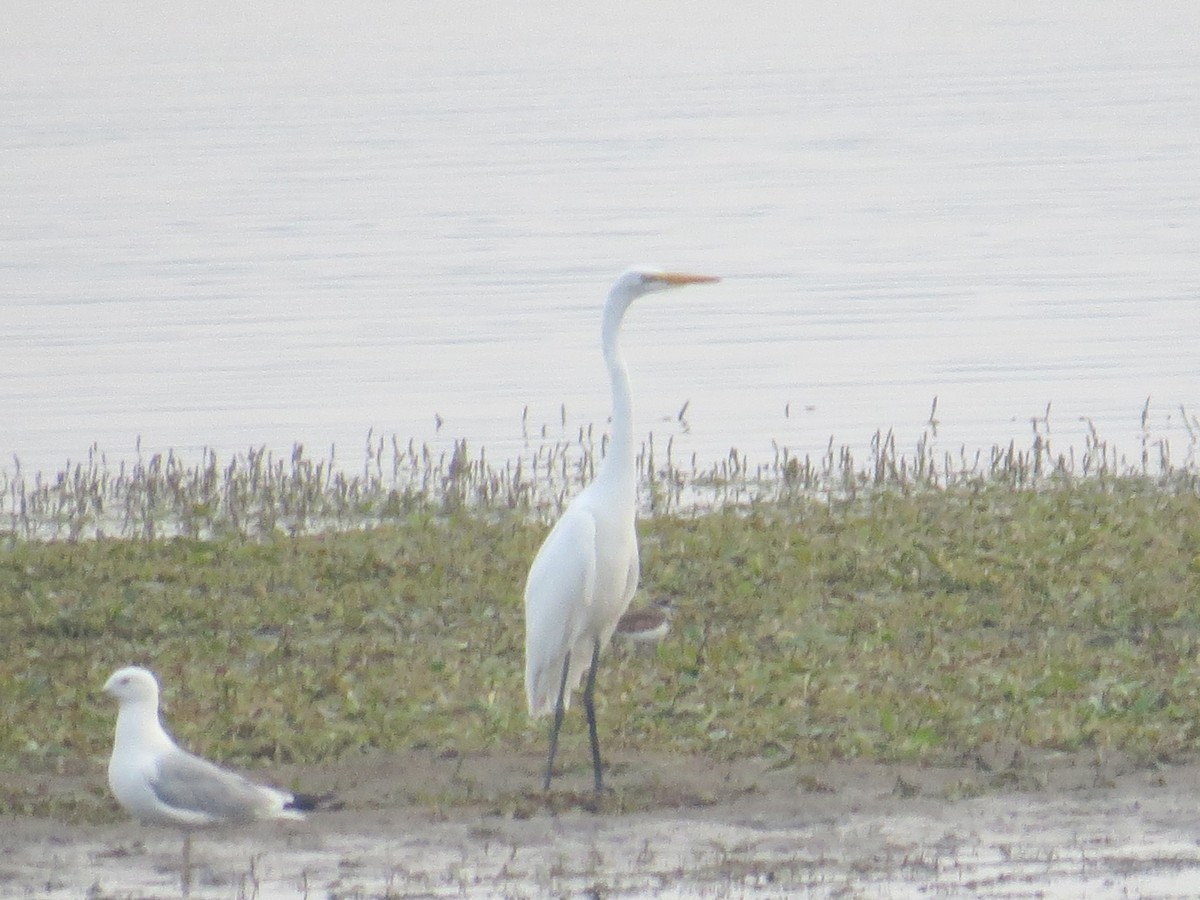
[544,651,572,790]
[583,639,604,792]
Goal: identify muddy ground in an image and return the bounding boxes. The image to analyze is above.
[5,746,1200,898]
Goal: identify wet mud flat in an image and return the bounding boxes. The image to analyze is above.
[6,749,1200,898]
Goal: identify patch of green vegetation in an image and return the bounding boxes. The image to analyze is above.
[2,416,1199,820]
[0,778,116,823]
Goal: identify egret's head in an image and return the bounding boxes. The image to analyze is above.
[103,666,161,706]
[613,267,721,305]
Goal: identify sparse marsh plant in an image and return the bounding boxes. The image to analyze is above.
[3,403,1196,542]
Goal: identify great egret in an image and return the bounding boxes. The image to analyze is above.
[103,665,320,897]
[524,267,719,791]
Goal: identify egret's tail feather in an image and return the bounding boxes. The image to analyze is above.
[527,650,592,718]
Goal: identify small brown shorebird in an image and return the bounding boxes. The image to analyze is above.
[614,601,671,654]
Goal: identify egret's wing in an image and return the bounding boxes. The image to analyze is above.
[150,749,282,825]
[623,539,640,606]
[606,541,641,641]
[524,506,597,716]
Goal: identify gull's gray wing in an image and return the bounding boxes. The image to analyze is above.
[149,749,279,824]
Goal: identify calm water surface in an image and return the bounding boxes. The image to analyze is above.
[3,2,1198,477]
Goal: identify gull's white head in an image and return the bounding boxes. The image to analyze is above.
[103,666,161,706]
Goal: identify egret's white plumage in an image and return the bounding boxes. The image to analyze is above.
[523,267,719,791]
[103,665,315,895]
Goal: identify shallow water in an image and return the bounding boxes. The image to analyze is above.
[3,2,1198,476]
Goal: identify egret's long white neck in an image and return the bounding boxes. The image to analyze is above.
[600,291,637,493]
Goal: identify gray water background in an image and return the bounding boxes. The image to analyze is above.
[3,2,1198,478]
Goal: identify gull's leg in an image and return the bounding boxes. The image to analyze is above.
[544,651,572,790]
[180,830,192,898]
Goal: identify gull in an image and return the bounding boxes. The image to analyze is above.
[103,665,320,896]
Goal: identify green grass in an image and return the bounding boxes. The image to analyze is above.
[2,419,1200,821]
